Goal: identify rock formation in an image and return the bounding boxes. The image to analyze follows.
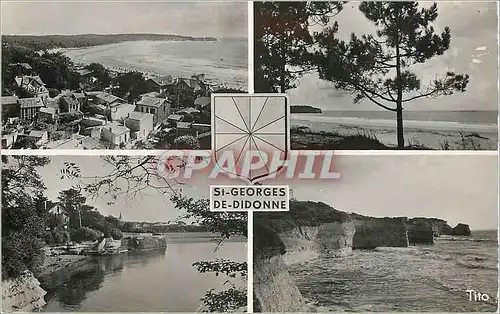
[350,214,409,249]
[253,201,354,312]
[2,271,47,312]
[253,221,310,312]
[451,223,471,236]
[408,218,471,237]
[407,220,434,244]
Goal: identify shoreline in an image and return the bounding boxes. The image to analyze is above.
[291,117,498,150]
[62,40,247,90]
[38,255,93,281]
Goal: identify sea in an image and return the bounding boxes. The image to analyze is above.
[41,232,247,312]
[289,230,498,312]
[61,38,248,90]
[293,110,498,125]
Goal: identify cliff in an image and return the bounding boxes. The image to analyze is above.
[256,201,355,262]
[2,271,47,312]
[350,214,409,249]
[290,105,322,114]
[407,220,434,244]
[408,218,471,236]
[253,201,354,312]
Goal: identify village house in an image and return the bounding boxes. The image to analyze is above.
[9,63,33,76]
[135,96,171,125]
[1,130,19,149]
[194,96,211,109]
[101,122,131,148]
[14,75,50,99]
[1,96,20,119]
[147,76,175,94]
[167,114,184,126]
[18,97,44,120]
[38,107,57,121]
[125,111,154,141]
[59,96,81,113]
[75,68,96,90]
[47,203,70,226]
[109,102,136,121]
[26,130,49,146]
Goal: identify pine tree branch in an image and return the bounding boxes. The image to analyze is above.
[350,81,397,111]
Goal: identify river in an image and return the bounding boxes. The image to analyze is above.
[41,233,247,312]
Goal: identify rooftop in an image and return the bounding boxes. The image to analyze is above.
[127,111,153,121]
[18,98,44,108]
[105,123,130,135]
[148,76,174,86]
[194,96,211,107]
[1,96,19,106]
[137,97,165,108]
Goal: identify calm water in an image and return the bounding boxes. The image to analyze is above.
[289,230,498,312]
[63,39,248,89]
[295,110,498,125]
[41,233,247,312]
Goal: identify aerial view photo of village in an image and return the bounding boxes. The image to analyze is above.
[1,2,248,150]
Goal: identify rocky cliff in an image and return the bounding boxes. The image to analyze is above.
[253,201,354,312]
[350,214,409,249]
[253,221,309,312]
[407,220,435,244]
[257,201,355,263]
[2,271,47,312]
[408,218,471,237]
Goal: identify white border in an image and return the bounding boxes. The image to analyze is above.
[209,185,290,212]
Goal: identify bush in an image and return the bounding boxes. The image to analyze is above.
[105,228,123,240]
[71,227,100,242]
[2,235,45,280]
[173,135,200,149]
[44,229,70,245]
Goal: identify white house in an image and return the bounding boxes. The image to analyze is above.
[125,111,154,141]
[102,122,130,148]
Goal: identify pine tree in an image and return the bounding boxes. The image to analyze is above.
[314,2,469,148]
[254,1,344,93]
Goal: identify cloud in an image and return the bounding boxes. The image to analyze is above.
[292,1,498,111]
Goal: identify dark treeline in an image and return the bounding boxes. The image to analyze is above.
[2,34,218,51]
[120,221,209,234]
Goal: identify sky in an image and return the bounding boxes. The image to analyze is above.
[1,1,247,38]
[290,1,499,111]
[33,154,498,230]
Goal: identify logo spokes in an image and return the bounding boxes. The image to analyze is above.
[212,94,289,184]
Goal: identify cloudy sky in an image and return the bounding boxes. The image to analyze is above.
[34,154,498,230]
[291,1,498,111]
[281,154,498,231]
[1,1,247,38]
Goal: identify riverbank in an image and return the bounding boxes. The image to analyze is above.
[38,255,93,279]
[291,117,498,150]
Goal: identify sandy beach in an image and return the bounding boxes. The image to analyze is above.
[291,114,498,150]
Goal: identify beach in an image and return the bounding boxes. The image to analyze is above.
[291,113,498,150]
[61,39,248,90]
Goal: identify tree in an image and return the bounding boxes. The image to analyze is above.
[58,188,86,229]
[314,2,469,148]
[61,156,247,312]
[1,156,50,279]
[254,1,344,92]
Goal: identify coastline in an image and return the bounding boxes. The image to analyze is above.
[291,115,498,150]
[61,39,248,90]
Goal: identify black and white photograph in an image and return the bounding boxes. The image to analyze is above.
[253,154,498,312]
[1,155,247,312]
[1,1,248,150]
[254,1,498,150]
